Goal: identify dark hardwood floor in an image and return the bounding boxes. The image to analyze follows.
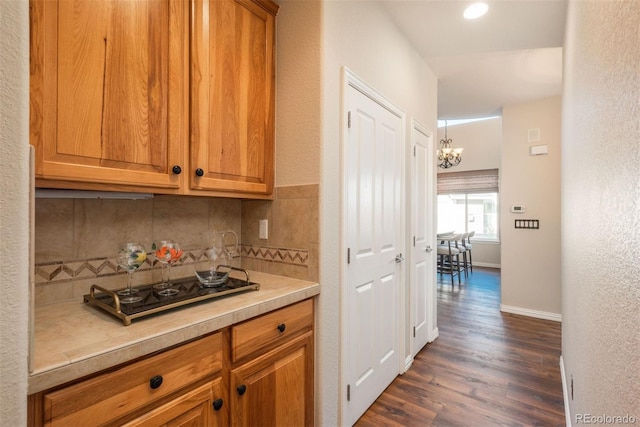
[354,267,565,427]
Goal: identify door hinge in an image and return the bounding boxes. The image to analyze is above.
[347,248,351,264]
[413,145,416,156]
[413,236,416,247]
[347,384,351,401]
[347,111,352,128]
[413,326,416,338]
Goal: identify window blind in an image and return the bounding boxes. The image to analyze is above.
[437,168,499,194]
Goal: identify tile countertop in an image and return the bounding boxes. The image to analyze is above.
[29,271,320,395]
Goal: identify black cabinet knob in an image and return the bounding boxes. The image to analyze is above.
[172,165,182,175]
[195,168,204,177]
[213,399,224,411]
[237,384,247,396]
[277,323,286,333]
[149,375,163,390]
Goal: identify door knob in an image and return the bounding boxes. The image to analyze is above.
[425,246,433,253]
[395,253,404,263]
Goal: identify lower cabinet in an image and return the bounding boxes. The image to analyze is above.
[230,332,313,427]
[28,299,314,427]
[123,379,226,427]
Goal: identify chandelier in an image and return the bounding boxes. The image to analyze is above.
[437,120,463,169]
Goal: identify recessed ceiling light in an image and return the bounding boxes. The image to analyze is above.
[464,2,489,20]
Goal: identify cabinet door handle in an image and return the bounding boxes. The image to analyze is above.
[277,323,286,333]
[213,399,224,411]
[149,375,163,390]
[195,168,204,177]
[172,165,182,175]
[237,384,247,396]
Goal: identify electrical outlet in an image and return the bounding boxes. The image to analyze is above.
[259,219,268,240]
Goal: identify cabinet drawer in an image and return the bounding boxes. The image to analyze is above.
[43,333,222,426]
[231,299,313,362]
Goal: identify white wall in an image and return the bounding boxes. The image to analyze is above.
[275,1,322,187]
[501,96,562,320]
[437,118,502,173]
[562,1,640,421]
[0,0,30,424]
[437,118,502,267]
[320,2,438,425]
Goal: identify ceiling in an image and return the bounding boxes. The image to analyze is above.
[380,0,567,120]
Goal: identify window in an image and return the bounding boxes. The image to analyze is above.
[437,193,499,241]
[437,169,499,241]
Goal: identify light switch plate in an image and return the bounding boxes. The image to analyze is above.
[259,219,268,240]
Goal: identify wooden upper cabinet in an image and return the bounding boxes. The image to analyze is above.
[190,0,278,195]
[30,0,188,191]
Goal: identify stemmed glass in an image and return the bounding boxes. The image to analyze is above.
[153,240,183,296]
[116,242,147,304]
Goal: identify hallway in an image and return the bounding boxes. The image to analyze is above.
[354,268,565,426]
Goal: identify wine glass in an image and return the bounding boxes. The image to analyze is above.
[116,242,147,304]
[223,230,239,265]
[153,240,183,296]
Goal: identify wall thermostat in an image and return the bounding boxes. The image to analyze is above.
[511,205,526,213]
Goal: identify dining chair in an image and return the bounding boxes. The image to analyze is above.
[455,233,470,278]
[437,234,463,287]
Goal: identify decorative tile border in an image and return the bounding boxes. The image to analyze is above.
[240,244,309,266]
[35,256,154,285]
[34,245,308,285]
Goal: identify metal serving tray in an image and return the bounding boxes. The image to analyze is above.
[83,268,259,326]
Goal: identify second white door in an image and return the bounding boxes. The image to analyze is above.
[410,121,435,357]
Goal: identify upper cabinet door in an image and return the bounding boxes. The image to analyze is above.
[30,0,188,191]
[191,0,278,195]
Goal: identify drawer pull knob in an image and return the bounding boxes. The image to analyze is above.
[149,375,163,390]
[277,323,286,333]
[195,168,204,177]
[172,165,182,175]
[237,384,247,396]
[213,399,224,411]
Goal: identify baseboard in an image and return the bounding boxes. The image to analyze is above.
[428,327,439,343]
[500,304,562,322]
[560,355,572,427]
[403,355,413,374]
[473,262,500,269]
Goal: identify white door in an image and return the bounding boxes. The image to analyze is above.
[344,77,404,426]
[410,121,435,357]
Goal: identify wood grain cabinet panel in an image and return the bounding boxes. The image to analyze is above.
[190,0,278,195]
[230,332,314,427]
[122,379,227,427]
[231,298,314,363]
[30,0,188,191]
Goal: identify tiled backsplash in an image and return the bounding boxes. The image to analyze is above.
[241,185,318,282]
[34,185,319,306]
